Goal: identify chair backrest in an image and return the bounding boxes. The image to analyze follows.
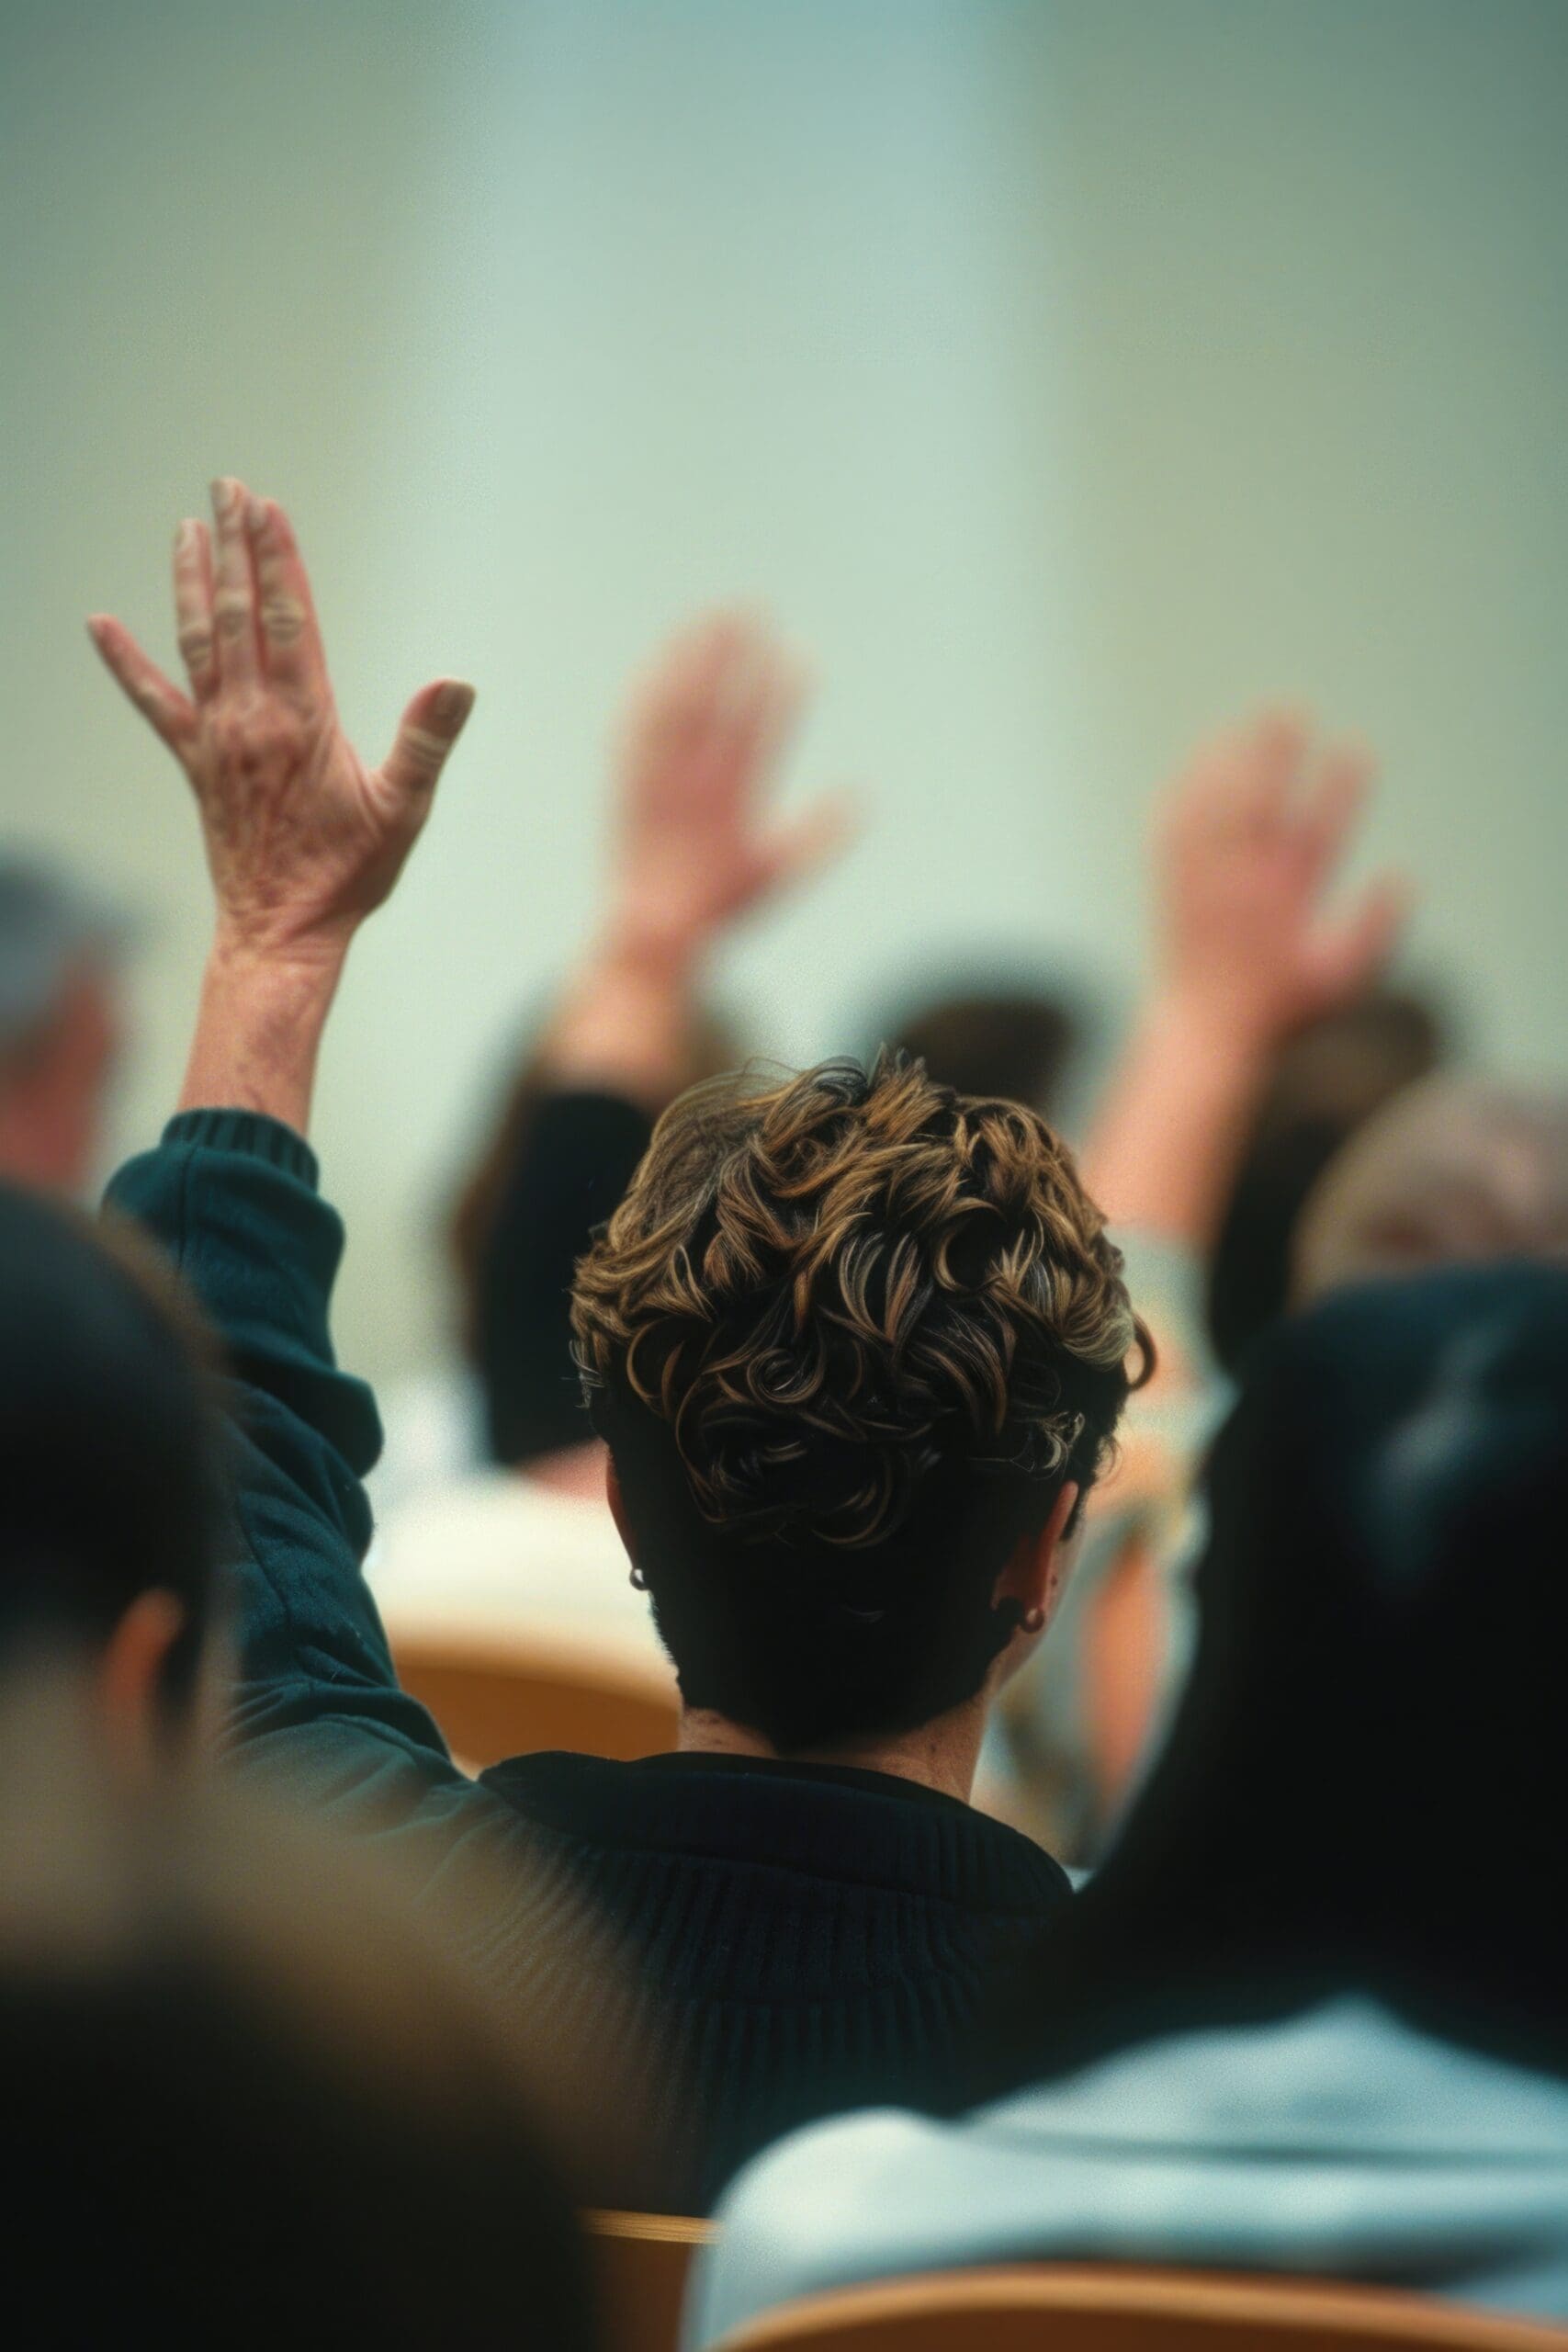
[391,1629,680,1769]
[588,2209,715,2352]
[711,2266,1568,2352]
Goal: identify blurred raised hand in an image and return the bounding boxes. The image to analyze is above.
[89,476,474,965]
[604,611,848,969]
[1153,710,1404,1056]
[535,611,850,1108]
[1086,707,1404,1247]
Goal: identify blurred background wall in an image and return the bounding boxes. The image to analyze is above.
[3,0,1564,1382]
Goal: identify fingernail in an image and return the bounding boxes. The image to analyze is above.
[436,681,476,728]
[245,492,267,535]
[210,476,240,517]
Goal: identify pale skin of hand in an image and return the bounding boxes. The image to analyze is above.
[544,610,850,1107]
[89,477,474,1136]
[1084,708,1404,1248]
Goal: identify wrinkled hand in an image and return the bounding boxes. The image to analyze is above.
[606,611,849,965]
[1155,709,1404,1054]
[89,477,474,962]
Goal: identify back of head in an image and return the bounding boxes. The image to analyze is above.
[1205,989,1447,1375]
[0,854,126,1194]
[0,1185,220,1704]
[0,1674,596,2349]
[1059,1261,1568,2068]
[571,1054,1147,1752]
[1294,1075,1568,1301]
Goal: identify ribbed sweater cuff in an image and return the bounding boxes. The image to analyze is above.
[160,1108,320,1192]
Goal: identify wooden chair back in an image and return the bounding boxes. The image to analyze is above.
[588,2208,715,2352]
[711,2266,1568,2352]
[391,1628,679,1769]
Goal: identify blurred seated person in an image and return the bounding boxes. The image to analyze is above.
[998,714,1413,1857]
[0,1171,221,1762]
[1,1669,596,2350]
[1294,1071,1568,1297]
[0,853,127,1194]
[692,1259,1568,2342]
[92,477,1146,2211]
[369,613,834,1671]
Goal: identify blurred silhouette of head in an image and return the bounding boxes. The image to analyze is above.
[1205,988,1447,1376]
[1039,1261,1568,2077]
[573,1053,1149,1753]
[0,855,127,1195]
[1295,1075,1568,1301]
[0,1679,597,2349]
[0,1183,222,1744]
[872,979,1085,1122]
[453,1002,742,1467]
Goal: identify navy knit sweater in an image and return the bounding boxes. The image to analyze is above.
[107,1113,1074,2213]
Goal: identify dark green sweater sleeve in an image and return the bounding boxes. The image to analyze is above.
[104,1110,487,1840]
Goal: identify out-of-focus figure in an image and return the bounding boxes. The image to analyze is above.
[0,854,127,1194]
[1,1674,598,2351]
[0,1174,222,1757]
[370,610,845,1674]
[998,711,1412,1860]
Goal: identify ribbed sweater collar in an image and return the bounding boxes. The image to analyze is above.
[480,1748,1070,1918]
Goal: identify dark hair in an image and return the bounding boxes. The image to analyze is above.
[451,1006,741,1465]
[572,1054,1149,1751]
[1206,989,1447,1376]
[0,1184,224,1705]
[984,1261,1568,2093]
[0,1680,597,2350]
[873,981,1085,1121]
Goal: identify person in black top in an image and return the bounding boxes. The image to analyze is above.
[91,476,1147,2209]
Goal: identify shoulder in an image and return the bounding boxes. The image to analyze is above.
[688,2108,1045,2349]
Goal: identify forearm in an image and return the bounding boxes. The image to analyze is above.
[1083,994,1271,1251]
[539,924,704,1114]
[178,930,346,1136]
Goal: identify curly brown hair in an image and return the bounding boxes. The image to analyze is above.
[571,1054,1150,1749]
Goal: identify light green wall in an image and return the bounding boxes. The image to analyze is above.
[4,2,1564,1383]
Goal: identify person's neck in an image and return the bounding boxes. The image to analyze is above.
[677,1697,988,1805]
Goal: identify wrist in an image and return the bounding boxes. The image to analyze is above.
[594,910,706,990]
[180,933,346,1136]
[1141,989,1279,1089]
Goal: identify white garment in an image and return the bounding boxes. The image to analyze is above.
[687,1999,1568,2346]
[368,1464,668,1676]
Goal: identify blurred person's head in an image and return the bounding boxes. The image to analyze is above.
[0,1674,597,2350]
[452,1003,741,1471]
[572,1054,1149,1759]
[870,978,1086,1122]
[1205,987,1447,1375]
[1022,1261,1568,2079]
[0,855,127,1194]
[0,1183,222,1753]
[1294,1075,1568,1301]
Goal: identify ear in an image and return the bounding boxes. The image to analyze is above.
[989,1482,1080,1686]
[604,1454,648,1589]
[96,1588,186,1770]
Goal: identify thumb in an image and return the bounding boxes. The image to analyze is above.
[1304,872,1408,1009]
[744,789,861,910]
[379,678,477,800]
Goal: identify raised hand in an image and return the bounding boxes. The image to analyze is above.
[1154,710,1404,1055]
[605,611,848,968]
[88,477,474,964]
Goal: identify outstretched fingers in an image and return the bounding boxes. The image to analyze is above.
[209,474,261,687]
[379,678,477,801]
[172,517,218,700]
[86,615,196,753]
[246,494,329,695]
